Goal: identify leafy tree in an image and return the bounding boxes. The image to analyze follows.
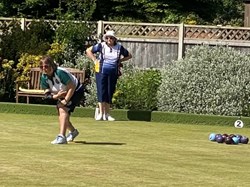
[0,0,245,25]
[0,0,96,20]
[93,0,244,25]
[0,0,55,18]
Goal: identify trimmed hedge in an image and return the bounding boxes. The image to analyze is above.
[0,102,249,127]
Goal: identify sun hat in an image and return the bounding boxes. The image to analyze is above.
[103,30,117,41]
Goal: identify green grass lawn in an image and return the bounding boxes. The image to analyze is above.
[1,113,250,187]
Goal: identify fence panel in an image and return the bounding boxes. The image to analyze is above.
[1,17,250,68]
[121,39,178,68]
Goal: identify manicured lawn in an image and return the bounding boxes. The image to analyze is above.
[0,113,250,187]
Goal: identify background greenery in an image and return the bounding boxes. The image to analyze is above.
[0,0,244,26]
[157,45,250,117]
[0,0,249,117]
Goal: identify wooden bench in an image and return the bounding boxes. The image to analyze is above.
[15,67,85,103]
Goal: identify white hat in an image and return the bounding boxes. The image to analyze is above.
[103,30,117,41]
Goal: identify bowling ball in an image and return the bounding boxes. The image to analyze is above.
[216,134,224,143]
[240,136,249,144]
[232,137,240,144]
[225,136,233,144]
[215,134,221,140]
[235,134,242,140]
[229,134,236,138]
[209,133,216,141]
[222,134,228,139]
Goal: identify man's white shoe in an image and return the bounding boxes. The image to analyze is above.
[51,135,67,144]
[96,113,103,121]
[66,129,79,142]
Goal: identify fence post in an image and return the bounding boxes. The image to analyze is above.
[97,20,103,42]
[178,22,184,60]
[20,18,25,31]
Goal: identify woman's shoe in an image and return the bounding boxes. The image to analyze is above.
[104,114,115,121]
[96,113,103,121]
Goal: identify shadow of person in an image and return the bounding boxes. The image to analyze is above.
[73,141,126,145]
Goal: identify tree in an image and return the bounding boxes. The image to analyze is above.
[0,0,245,25]
[0,0,96,20]
[93,0,244,25]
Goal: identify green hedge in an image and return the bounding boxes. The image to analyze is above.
[0,102,249,127]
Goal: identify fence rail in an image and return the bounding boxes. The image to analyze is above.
[1,17,250,68]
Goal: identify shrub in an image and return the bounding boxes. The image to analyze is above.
[0,58,15,101]
[84,63,161,110]
[157,45,250,116]
[15,53,42,81]
[0,20,25,61]
[0,20,53,61]
[55,21,89,53]
[0,20,53,101]
[23,20,54,55]
[47,42,66,65]
[113,64,161,110]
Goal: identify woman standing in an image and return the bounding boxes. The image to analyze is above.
[40,56,84,144]
[86,30,132,121]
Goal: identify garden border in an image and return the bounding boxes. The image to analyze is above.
[0,102,249,127]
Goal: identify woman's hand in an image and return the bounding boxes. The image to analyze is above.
[54,90,67,99]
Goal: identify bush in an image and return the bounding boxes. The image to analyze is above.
[0,20,53,61]
[0,20,53,101]
[84,64,162,110]
[0,20,25,61]
[0,19,94,103]
[23,20,54,55]
[113,64,161,110]
[0,59,15,101]
[157,45,250,116]
[15,53,42,81]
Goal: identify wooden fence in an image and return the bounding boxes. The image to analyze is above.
[1,17,250,68]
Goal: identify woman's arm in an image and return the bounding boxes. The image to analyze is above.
[86,46,97,62]
[120,52,132,63]
[60,81,76,105]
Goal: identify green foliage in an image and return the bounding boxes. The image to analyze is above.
[46,41,66,65]
[15,53,42,81]
[157,45,250,116]
[63,0,96,21]
[55,21,89,50]
[0,20,54,101]
[0,0,244,26]
[212,0,243,26]
[23,20,54,54]
[46,20,93,67]
[0,20,25,61]
[113,64,162,110]
[0,58,15,101]
[0,20,53,61]
[84,63,161,110]
[84,75,98,107]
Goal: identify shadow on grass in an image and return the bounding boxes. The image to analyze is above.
[74,141,126,145]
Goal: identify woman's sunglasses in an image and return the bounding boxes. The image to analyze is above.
[40,65,50,69]
[106,36,115,40]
